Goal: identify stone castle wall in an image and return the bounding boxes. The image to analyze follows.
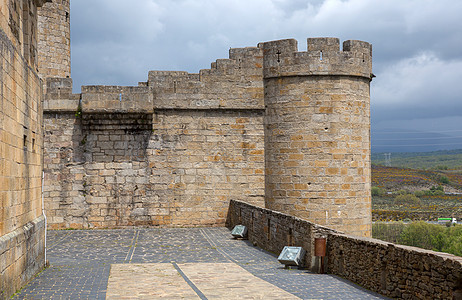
[42,38,373,234]
[43,47,266,228]
[0,0,49,298]
[262,38,372,237]
[34,0,373,235]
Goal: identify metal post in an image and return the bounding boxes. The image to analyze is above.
[315,237,327,274]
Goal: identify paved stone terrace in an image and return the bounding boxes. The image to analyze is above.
[13,228,388,299]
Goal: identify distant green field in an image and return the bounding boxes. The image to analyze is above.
[372,149,462,169]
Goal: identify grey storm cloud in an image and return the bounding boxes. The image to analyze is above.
[70,0,462,149]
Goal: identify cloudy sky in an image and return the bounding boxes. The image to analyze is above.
[70,0,462,152]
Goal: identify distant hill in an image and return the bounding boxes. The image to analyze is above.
[372,128,462,153]
[372,149,462,170]
[371,165,462,223]
[371,164,462,192]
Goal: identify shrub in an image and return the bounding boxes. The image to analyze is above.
[392,189,410,196]
[439,175,450,184]
[441,225,462,256]
[414,190,425,198]
[371,186,385,196]
[375,222,462,256]
[435,190,445,196]
[418,186,445,196]
[393,194,421,206]
[398,221,445,250]
[430,185,445,195]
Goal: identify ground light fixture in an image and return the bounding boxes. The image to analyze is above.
[231,225,248,239]
[277,246,306,268]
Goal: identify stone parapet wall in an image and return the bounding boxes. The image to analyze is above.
[43,78,80,111]
[81,85,154,114]
[328,233,462,299]
[226,200,334,270]
[227,200,462,299]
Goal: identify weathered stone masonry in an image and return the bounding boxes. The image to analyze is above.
[37,0,71,91]
[34,0,374,238]
[6,1,460,299]
[262,38,372,237]
[42,37,373,237]
[43,47,266,229]
[0,0,50,298]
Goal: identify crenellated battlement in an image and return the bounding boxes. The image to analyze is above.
[148,45,264,110]
[260,37,372,80]
[207,46,263,74]
[148,46,262,87]
[42,38,371,114]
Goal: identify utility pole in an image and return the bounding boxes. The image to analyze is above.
[384,153,391,167]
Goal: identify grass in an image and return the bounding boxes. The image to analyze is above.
[11,262,50,298]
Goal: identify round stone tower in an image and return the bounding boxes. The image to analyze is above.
[37,0,71,86]
[261,37,373,237]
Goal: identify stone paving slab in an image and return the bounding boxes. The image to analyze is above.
[179,263,300,299]
[13,228,389,299]
[106,263,300,299]
[106,264,200,299]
